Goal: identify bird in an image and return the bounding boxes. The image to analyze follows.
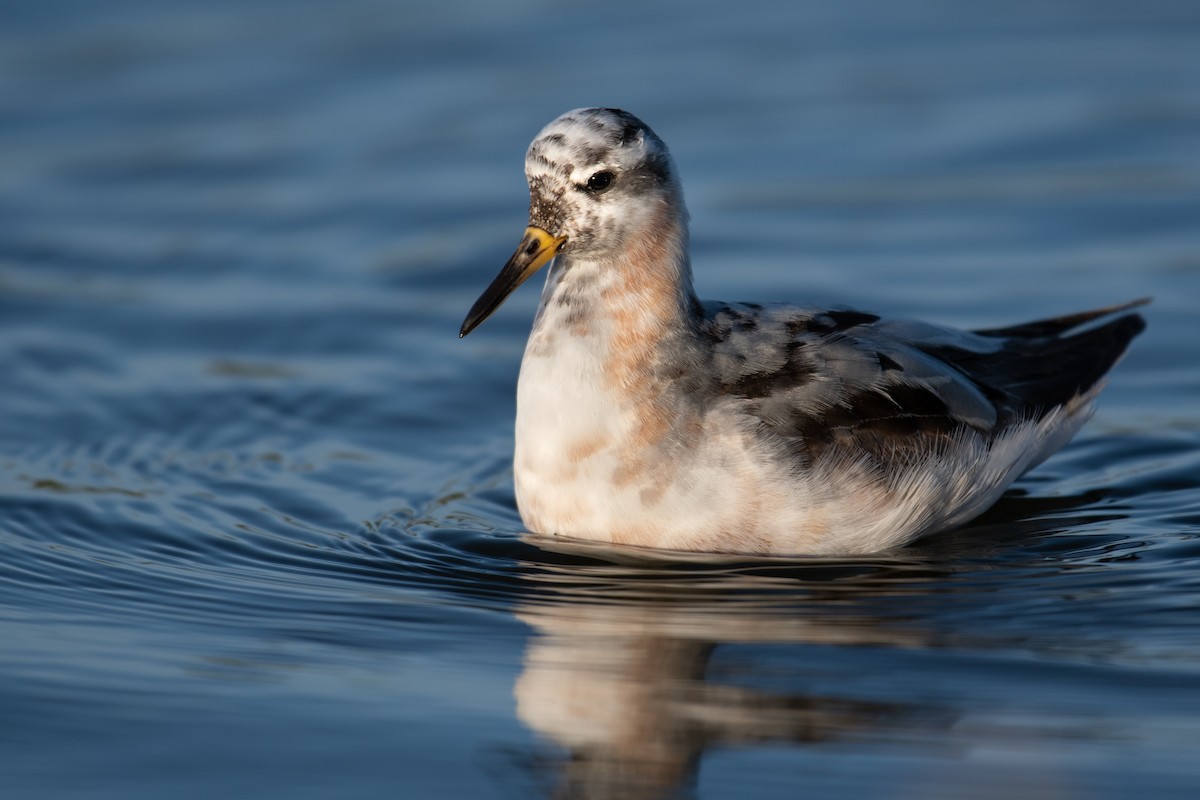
[459,107,1146,557]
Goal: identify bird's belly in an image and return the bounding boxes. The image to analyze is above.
[512,390,826,553]
[512,397,1091,556]
[513,434,776,553]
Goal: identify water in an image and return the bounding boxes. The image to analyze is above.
[2,1,1200,797]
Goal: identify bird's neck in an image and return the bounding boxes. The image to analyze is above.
[515,213,707,506]
[529,214,703,370]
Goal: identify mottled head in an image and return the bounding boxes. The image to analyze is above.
[523,107,680,255]
[460,108,684,337]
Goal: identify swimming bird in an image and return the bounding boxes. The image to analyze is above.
[459,107,1146,556]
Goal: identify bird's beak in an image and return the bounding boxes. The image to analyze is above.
[459,226,566,337]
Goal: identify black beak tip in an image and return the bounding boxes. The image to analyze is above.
[459,309,483,337]
[459,315,479,338]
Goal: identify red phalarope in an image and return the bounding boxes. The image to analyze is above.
[460,108,1146,556]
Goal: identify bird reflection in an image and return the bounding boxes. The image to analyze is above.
[509,552,947,800]
[481,487,1121,799]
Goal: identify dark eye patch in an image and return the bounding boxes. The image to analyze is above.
[584,170,614,193]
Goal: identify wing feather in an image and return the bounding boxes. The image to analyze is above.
[703,300,1147,460]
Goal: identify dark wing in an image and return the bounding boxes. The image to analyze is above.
[920,299,1148,420]
[703,299,1147,461]
[704,304,998,460]
[971,297,1150,339]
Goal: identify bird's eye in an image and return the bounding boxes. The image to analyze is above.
[584,170,614,193]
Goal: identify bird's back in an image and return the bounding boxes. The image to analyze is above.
[704,298,1147,468]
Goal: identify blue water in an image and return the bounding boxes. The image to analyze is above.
[3,1,1200,798]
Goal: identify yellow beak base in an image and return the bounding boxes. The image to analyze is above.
[459,227,566,337]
